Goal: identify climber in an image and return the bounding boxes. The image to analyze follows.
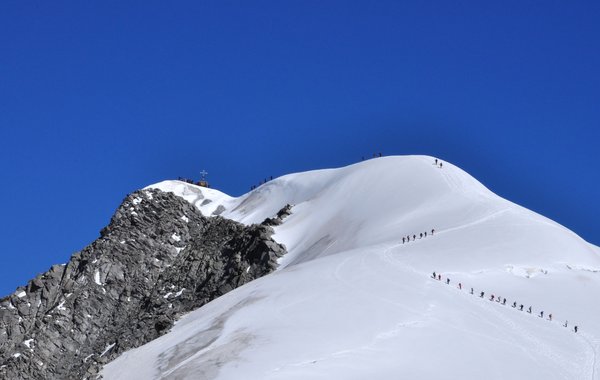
[438,274,441,281]
[470,287,474,295]
[490,294,495,301]
[527,306,532,314]
[435,158,438,165]
[519,304,524,311]
[440,162,443,168]
[403,237,406,244]
[431,229,435,235]
[496,296,501,303]
[420,233,423,239]
[413,234,417,241]
[480,291,485,298]
[446,278,450,285]
[424,231,428,237]
[432,271,436,279]
[539,311,544,318]
[548,314,552,321]
[574,326,578,333]
[502,298,507,305]
[458,283,462,290]
[564,320,568,328]
[512,301,517,308]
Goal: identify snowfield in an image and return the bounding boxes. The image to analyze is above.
[105,155,600,380]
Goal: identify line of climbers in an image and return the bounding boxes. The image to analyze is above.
[250,176,274,191]
[434,158,443,169]
[361,153,384,160]
[402,229,435,244]
[431,272,579,334]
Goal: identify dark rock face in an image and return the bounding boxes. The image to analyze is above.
[0,188,287,379]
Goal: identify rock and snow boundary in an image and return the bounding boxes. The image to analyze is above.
[104,155,600,380]
[0,189,286,379]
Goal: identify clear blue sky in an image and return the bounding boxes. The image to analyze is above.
[1,1,599,296]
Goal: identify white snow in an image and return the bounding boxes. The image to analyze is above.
[22,339,34,349]
[12,353,21,358]
[104,156,600,380]
[94,270,102,286]
[146,180,234,217]
[181,215,189,223]
[171,233,181,242]
[174,288,185,297]
[16,291,26,298]
[132,197,143,205]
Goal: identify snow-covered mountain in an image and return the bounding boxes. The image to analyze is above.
[103,155,600,380]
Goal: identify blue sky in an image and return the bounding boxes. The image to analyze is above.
[1,1,599,295]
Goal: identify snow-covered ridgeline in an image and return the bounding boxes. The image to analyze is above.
[106,155,600,380]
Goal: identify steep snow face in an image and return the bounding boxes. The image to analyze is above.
[107,156,600,380]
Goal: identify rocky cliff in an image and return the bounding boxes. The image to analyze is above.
[0,188,287,379]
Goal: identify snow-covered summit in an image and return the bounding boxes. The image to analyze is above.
[110,155,600,380]
[149,156,593,269]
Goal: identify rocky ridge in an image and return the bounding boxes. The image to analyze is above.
[0,187,287,379]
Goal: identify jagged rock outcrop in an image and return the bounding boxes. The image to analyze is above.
[0,188,287,379]
[262,204,293,226]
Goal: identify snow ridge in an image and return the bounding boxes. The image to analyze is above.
[104,155,600,380]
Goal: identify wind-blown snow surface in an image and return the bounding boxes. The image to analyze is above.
[105,156,600,380]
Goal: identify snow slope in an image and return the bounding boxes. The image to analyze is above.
[106,155,600,380]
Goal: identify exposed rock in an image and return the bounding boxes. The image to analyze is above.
[0,188,287,379]
[262,204,293,226]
